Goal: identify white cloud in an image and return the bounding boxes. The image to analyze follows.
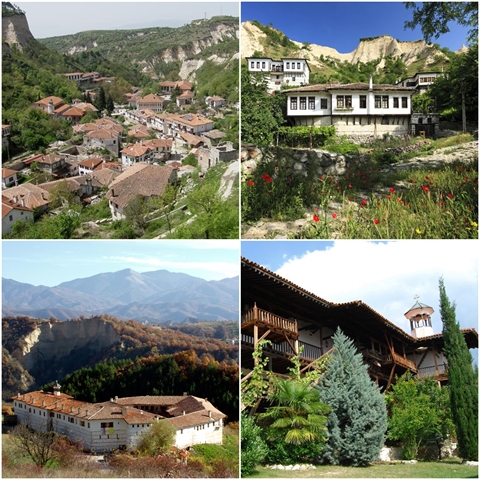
[276,241,478,333]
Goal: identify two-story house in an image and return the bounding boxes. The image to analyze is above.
[396,71,444,94]
[284,78,415,138]
[247,57,310,92]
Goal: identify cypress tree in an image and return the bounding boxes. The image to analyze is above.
[316,328,387,466]
[439,278,478,460]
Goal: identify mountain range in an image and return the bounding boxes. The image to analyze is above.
[2,269,239,323]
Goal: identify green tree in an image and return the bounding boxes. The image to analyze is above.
[240,413,268,477]
[136,420,176,456]
[316,328,388,466]
[241,65,286,147]
[404,2,478,46]
[386,373,454,459]
[96,86,106,112]
[439,278,478,460]
[106,94,115,116]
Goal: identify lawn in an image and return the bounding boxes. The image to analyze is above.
[246,458,478,478]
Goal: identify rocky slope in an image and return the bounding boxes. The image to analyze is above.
[2,11,35,51]
[40,16,239,80]
[241,20,448,72]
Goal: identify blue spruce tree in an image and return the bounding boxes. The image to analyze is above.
[316,328,387,466]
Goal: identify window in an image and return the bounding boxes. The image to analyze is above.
[382,96,389,108]
[402,97,408,108]
[299,97,307,110]
[336,95,352,108]
[291,63,296,69]
[393,97,399,108]
[375,95,381,108]
[359,95,366,108]
[9,215,13,221]
[262,61,265,69]
[286,62,290,69]
[290,97,297,110]
[308,97,315,109]
[101,422,114,434]
[256,62,260,68]
[250,62,254,69]
[297,62,301,69]
[321,98,328,109]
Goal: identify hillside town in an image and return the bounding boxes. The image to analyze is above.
[2,77,238,237]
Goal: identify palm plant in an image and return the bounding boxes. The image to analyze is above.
[258,378,330,445]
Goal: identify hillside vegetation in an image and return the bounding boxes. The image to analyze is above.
[241,20,454,83]
[2,315,238,400]
[40,16,239,78]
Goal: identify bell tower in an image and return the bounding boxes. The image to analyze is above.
[404,295,434,339]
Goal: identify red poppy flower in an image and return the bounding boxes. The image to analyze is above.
[389,187,395,193]
[361,199,367,205]
[409,178,415,183]
[387,195,392,200]
[332,213,337,219]
[261,173,273,183]
[247,180,254,186]
[373,219,380,225]
[422,185,429,191]
[319,175,324,180]
[313,214,320,222]
[348,184,352,189]
[447,193,453,199]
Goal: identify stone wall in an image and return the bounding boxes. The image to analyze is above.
[243,147,364,180]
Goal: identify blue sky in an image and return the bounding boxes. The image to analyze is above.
[241,240,478,339]
[241,2,471,52]
[15,2,239,38]
[2,240,240,286]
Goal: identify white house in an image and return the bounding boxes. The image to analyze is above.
[247,57,310,92]
[12,387,226,453]
[284,78,415,137]
[2,194,34,235]
[396,71,444,94]
[2,168,19,188]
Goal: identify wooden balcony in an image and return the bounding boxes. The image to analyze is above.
[242,306,298,340]
[385,352,417,373]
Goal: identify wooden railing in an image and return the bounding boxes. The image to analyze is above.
[242,306,298,335]
[242,335,322,361]
[417,363,448,379]
[385,352,417,372]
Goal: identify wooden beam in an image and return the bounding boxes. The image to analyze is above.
[284,335,297,355]
[258,330,271,342]
[386,364,396,391]
[300,348,334,373]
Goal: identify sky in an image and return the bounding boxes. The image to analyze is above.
[1,240,240,286]
[241,240,479,338]
[241,2,471,52]
[15,2,239,38]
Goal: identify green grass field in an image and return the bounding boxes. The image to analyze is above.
[246,458,478,478]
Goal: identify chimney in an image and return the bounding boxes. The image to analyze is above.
[115,396,118,402]
[61,404,65,411]
[122,407,127,415]
[55,402,58,409]
[183,411,186,416]
[86,409,90,416]
[70,406,74,413]
[78,408,81,415]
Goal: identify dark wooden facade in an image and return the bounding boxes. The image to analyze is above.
[241,258,478,390]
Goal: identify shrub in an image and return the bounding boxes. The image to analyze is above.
[241,413,267,477]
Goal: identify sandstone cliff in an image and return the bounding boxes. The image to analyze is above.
[2,12,35,51]
[12,317,121,383]
[241,20,448,71]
